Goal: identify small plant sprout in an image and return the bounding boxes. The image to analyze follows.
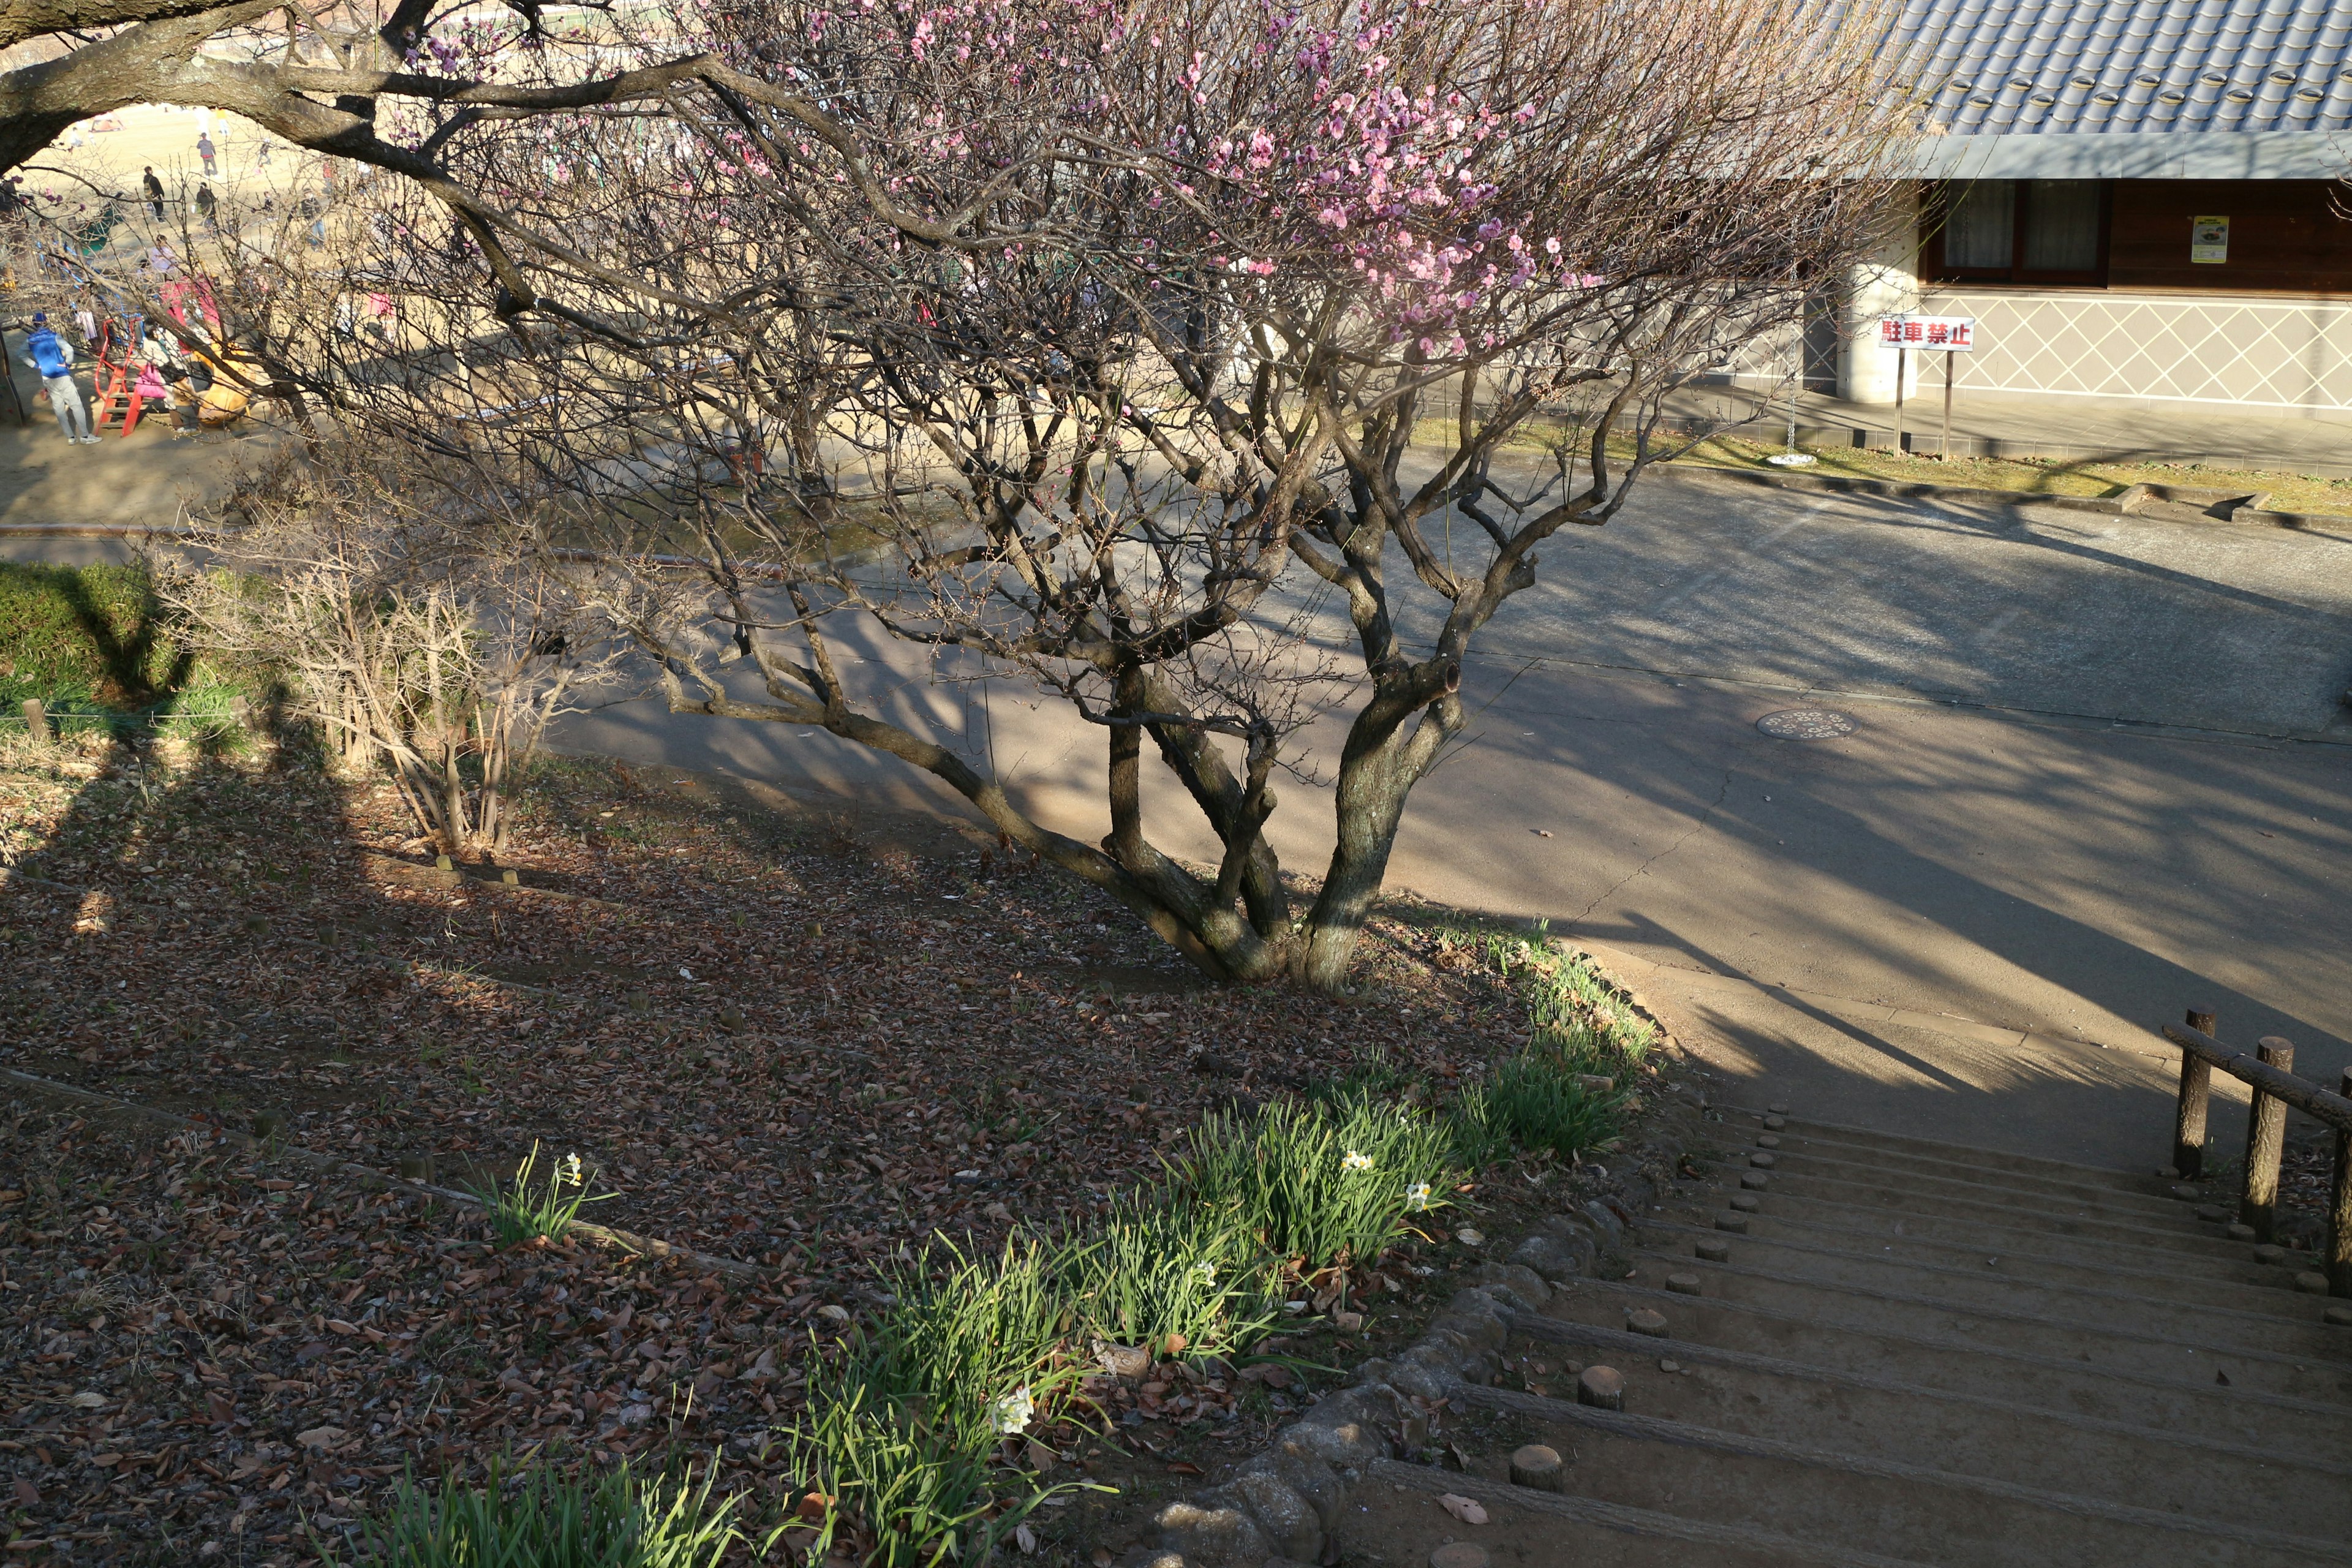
[1341,1150,1374,1172]
[993,1385,1035,1436]
[473,1141,610,1247]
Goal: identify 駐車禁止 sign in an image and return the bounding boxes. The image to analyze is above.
[1877,315,1977,352]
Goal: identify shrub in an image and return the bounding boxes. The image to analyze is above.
[341,1458,739,1568]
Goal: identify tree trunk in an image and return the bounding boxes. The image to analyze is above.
[1298,679,1457,991]
[1298,729,1419,991]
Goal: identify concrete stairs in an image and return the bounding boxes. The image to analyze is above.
[1337,1104,2352,1568]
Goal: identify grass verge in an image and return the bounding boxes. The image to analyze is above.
[0,560,257,739]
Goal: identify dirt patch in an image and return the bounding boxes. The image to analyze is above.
[2,742,1653,1564]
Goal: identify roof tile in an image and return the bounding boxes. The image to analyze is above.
[1902,0,2352,134]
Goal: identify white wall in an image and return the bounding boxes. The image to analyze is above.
[1919,288,2352,411]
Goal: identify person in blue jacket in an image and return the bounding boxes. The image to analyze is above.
[21,313,97,443]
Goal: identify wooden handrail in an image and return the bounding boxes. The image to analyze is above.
[2159,1009,2352,1299]
[2159,1022,2352,1133]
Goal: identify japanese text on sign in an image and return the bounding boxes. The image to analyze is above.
[1877,315,1977,352]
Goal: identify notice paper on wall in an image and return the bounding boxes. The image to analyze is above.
[2191,216,2230,265]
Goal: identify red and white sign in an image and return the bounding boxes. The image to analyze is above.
[1879,315,1977,352]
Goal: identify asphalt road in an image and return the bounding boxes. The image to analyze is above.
[553,469,2352,1166]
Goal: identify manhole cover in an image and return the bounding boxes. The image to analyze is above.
[1757,708,1858,741]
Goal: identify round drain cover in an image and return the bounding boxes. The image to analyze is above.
[1757,707,1858,741]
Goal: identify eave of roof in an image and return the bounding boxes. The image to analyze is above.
[1897,127,2350,178]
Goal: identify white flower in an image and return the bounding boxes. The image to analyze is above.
[560,1153,584,1186]
[994,1385,1035,1436]
[1341,1150,1373,1172]
[1404,1182,1433,1212]
[1188,1260,1218,1288]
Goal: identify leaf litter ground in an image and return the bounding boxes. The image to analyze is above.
[1,741,1676,1565]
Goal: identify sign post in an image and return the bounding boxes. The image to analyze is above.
[1877,315,1978,459]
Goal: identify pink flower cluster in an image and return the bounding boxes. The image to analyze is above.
[1192,13,1581,347]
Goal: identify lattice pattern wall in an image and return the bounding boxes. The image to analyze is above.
[1920,289,2352,410]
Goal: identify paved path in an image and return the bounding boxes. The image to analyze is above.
[1686,383,2352,475]
[0,351,284,533]
[554,470,2352,1166]
[15,456,2347,1166]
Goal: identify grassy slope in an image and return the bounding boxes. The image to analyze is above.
[0,561,246,726]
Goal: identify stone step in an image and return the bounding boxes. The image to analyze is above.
[1363,1458,1930,1568]
[1634,1227,2326,1346]
[1701,1133,2209,1225]
[1457,1386,2352,1568]
[1657,1203,2305,1311]
[1711,1110,2167,1194]
[1499,1314,2352,1536]
[1686,1166,2266,1265]
[1612,1248,2351,1386]
[1534,1281,2352,1456]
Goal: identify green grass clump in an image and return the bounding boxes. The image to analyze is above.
[1058,1194,1278,1360]
[771,1377,1029,1568]
[1172,1091,1456,1277]
[472,1143,609,1246]
[1480,927,1660,1071]
[858,1236,1077,1456]
[1470,1052,1627,1164]
[341,1458,739,1567]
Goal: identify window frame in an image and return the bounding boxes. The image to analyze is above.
[1923,178,2113,287]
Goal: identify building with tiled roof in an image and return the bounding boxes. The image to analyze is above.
[1826,0,2352,414]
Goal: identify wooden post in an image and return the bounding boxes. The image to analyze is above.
[2241,1036,2294,1243]
[1893,347,1906,454]
[2332,1069,2352,1299]
[20,698,48,744]
[2173,1006,2215,1179]
[1941,350,1955,461]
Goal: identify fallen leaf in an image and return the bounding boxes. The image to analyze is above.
[325,1319,360,1336]
[1166,1460,1202,1476]
[1438,1493,1489,1525]
[66,1392,107,1409]
[295,1426,347,1451]
[1014,1521,1039,1555]
[12,1478,36,1507]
